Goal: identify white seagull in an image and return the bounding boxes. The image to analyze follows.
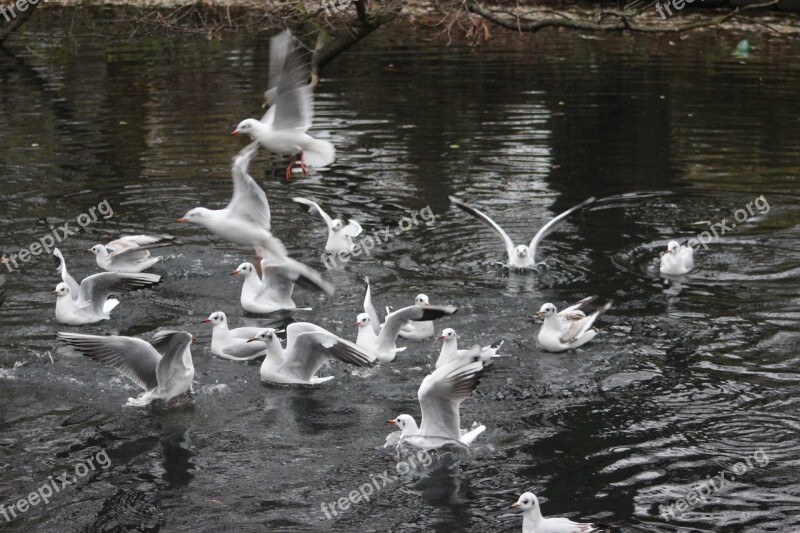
[660,240,694,276]
[88,235,175,273]
[53,248,161,325]
[231,30,335,180]
[202,311,268,361]
[231,261,310,314]
[449,196,596,269]
[292,197,363,254]
[178,143,333,296]
[248,324,375,385]
[387,360,486,450]
[57,330,195,407]
[436,328,503,369]
[397,294,435,340]
[511,492,610,533]
[356,279,457,363]
[536,297,612,353]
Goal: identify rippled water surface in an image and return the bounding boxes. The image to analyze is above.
[1,27,800,532]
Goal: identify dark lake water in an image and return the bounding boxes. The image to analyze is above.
[1,25,799,532]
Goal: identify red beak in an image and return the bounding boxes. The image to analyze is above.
[386,420,396,425]
[438,335,445,340]
[230,270,239,276]
[201,319,210,323]
[510,503,520,509]
[230,130,239,136]
[354,321,360,327]
[85,248,93,252]
[177,218,188,223]
[535,311,544,319]
[247,337,258,343]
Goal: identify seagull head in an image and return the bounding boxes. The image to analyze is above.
[231,119,258,137]
[248,328,278,346]
[515,245,529,258]
[511,492,539,511]
[87,244,107,256]
[231,262,256,277]
[52,282,69,297]
[202,311,226,326]
[438,328,457,342]
[387,414,418,435]
[415,294,430,307]
[536,303,557,319]
[354,313,371,329]
[667,240,680,254]
[177,207,210,225]
[330,219,344,232]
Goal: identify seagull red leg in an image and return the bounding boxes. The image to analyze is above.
[284,154,297,181]
[299,150,307,176]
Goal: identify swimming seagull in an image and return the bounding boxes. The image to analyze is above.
[57,330,195,407]
[178,143,334,296]
[387,360,486,450]
[356,279,457,362]
[292,197,363,253]
[511,492,611,533]
[536,297,613,353]
[436,328,503,369]
[397,294,435,340]
[449,196,596,269]
[52,248,161,325]
[660,240,694,276]
[248,323,375,385]
[231,261,310,314]
[88,234,175,273]
[231,30,335,180]
[202,311,268,361]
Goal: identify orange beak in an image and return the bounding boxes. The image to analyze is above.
[177,218,188,223]
[386,419,396,425]
[230,130,239,136]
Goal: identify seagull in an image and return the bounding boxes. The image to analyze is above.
[660,240,694,276]
[178,143,334,296]
[397,294,435,340]
[231,261,309,314]
[52,248,161,325]
[231,30,335,180]
[88,234,175,273]
[202,311,268,361]
[387,360,486,450]
[449,196,596,269]
[511,492,610,533]
[57,330,195,407]
[292,197,363,253]
[436,328,503,369]
[355,279,458,362]
[536,297,613,353]
[248,323,375,385]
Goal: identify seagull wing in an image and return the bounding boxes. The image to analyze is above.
[528,197,595,262]
[418,360,483,442]
[77,273,162,315]
[292,197,333,229]
[450,196,515,262]
[378,305,458,354]
[226,142,271,231]
[53,248,80,299]
[57,332,160,391]
[283,323,375,382]
[343,220,363,237]
[363,277,382,337]
[151,330,193,393]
